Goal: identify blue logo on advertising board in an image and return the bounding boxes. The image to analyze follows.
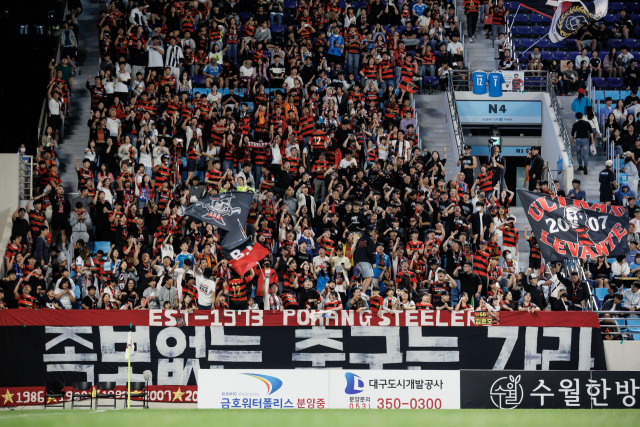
[344,372,364,394]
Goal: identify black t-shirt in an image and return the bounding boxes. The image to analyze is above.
[82,295,98,309]
[0,279,18,308]
[458,271,482,296]
[295,252,313,267]
[590,57,602,69]
[459,200,474,219]
[434,299,452,310]
[12,217,29,242]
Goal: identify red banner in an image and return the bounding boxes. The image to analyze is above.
[0,385,198,407]
[0,310,600,328]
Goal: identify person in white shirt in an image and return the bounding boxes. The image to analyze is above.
[339,151,358,169]
[54,276,76,310]
[146,37,165,75]
[284,68,303,89]
[115,63,131,98]
[130,4,148,26]
[195,268,216,309]
[106,109,121,139]
[622,283,640,312]
[612,255,631,278]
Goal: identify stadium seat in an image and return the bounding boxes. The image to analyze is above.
[626,39,639,49]
[608,78,623,89]
[524,77,545,89]
[592,77,607,88]
[611,39,624,49]
[514,15,528,25]
[192,75,207,87]
[512,39,522,49]
[94,241,110,256]
[553,51,568,61]
[531,26,548,36]
[95,382,118,409]
[594,91,606,101]
[629,3,640,12]
[540,51,553,61]
[192,87,209,97]
[550,41,565,50]
[516,26,532,37]
[633,52,640,61]
[71,382,94,409]
[283,1,297,10]
[609,2,625,11]
[605,90,621,100]
[632,14,640,25]
[568,51,580,61]
[542,15,552,24]
[423,76,438,92]
[508,2,520,12]
[604,14,616,24]
[594,287,609,301]
[537,39,550,49]
[620,90,631,99]
[520,39,535,49]
[528,14,543,24]
[271,25,283,34]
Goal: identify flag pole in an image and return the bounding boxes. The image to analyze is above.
[127,345,131,409]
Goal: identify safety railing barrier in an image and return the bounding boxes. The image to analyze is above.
[446,78,465,159]
[596,311,640,337]
[546,77,574,168]
[18,154,34,201]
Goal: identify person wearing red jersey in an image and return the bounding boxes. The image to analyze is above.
[228,268,255,310]
[13,277,36,309]
[369,285,383,314]
[416,292,434,310]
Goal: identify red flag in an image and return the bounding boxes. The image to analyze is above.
[225,242,270,276]
[398,76,418,94]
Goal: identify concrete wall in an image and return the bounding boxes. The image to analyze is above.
[0,154,21,277]
[604,341,640,371]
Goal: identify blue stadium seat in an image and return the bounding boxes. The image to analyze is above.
[553,51,568,61]
[531,26,548,36]
[550,41,565,50]
[633,52,640,61]
[542,16,552,24]
[594,91,606,101]
[514,15,528,25]
[192,75,207,87]
[594,287,609,301]
[239,12,253,21]
[524,77,545,89]
[592,77,607,88]
[605,90,621,100]
[271,24,283,33]
[528,14,543,24]
[540,51,553,61]
[520,39,535,49]
[611,39,624,49]
[512,39,521,49]
[508,2,520,12]
[423,76,438,92]
[568,51,580,61]
[537,39,550,49]
[192,87,209,97]
[604,14,616,24]
[608,78,623,89]
[629,3,640,12]
[610,2,625,11]
[283,1,297,10]
[94,242,111,256]
[516,26,532,37]
[620,90,631,99]
[626,39,639,49]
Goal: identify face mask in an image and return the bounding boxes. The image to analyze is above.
[20,148,26,153]
[506,254,512,260]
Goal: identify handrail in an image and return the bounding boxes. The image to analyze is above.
[18,154,34,201]
[446,78,465,158]
[546,77,574,167]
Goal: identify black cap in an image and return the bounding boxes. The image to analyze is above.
[428,257,438,265]
[440,290,449,296]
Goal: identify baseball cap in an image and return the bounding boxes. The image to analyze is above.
[606,160,613,167]
[428,257,438,265]
[531,273,539,279]
[480,240,488,245]
[578,88,586,94]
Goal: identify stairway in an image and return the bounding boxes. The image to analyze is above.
[415,95,458,178]
[559,95,608,201]
[57,1,103,193]
[455,0,496,71]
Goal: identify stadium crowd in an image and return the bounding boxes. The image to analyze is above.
[2,0,640,317]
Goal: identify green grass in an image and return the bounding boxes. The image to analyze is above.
[0,409,638,427]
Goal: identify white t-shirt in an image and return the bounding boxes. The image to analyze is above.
[196,273,215,307]
[115,70,131,93]
[339,158,357,169]
[54,279,76,309]
[106,117,121,136]
[239,65,254,78]
[147,44,165,67]
[447,42,463,55]
[49,98,62,115]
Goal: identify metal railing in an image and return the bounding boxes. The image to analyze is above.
[564,259,598,311]
[596,311,640,337]
[546,77,574,168]
[18,155,34,200]
[446,78,465,158]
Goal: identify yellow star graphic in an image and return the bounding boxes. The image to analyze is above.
[47,397,59,404]
[91,386,100,398]
[2,389,14,405]
[172,388,185,402]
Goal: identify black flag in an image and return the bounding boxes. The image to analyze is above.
[518,190,629,261]
[183,192,253,231]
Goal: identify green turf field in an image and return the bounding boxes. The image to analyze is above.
[0,409,638,427]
